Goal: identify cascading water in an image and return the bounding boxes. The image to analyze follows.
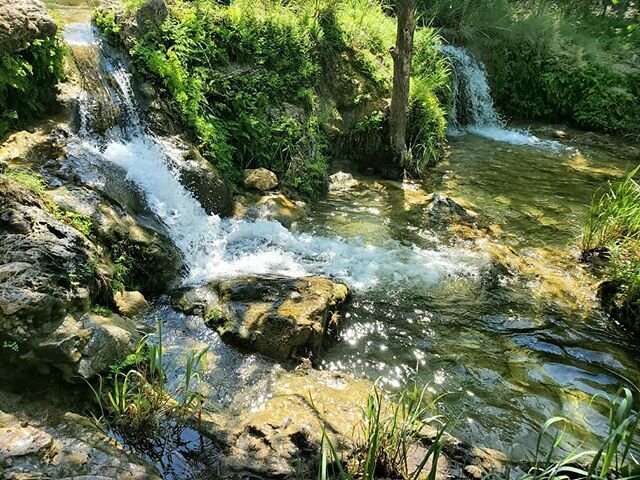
[64,24,485,291]
[442,45,560,149]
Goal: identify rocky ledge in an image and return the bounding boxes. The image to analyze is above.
[0,0,57,55]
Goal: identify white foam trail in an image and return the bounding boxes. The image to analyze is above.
[442,45,561,150]
[93,133,484,290]
[466,126,561,150]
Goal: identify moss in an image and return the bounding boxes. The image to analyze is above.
[3,168,47,193]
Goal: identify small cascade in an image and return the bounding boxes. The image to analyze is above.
[63,23,485,290]
[442,45,560,149]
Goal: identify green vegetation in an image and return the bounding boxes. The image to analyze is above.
[581,166,640,333]
[318,381,446,480]
[3,168,94,236]
[3,168,47,192]
[424,0,640,137]
[0,36,65,138]
[319,384,639,480]
[89,322,208,443]
[95,0,450,193]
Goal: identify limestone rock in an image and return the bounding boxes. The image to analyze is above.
[0,0,57,55]
[219,369,371,478]
[329,171,359,191]
[0,178,102,342]
[114,290,150,317]
[253,193,306,228]
[0,178,142,379]
[35,313,140,380]
[0,391,160,479]
[172,282,219,316]
[209,276,349,362]
[244,167,278,191]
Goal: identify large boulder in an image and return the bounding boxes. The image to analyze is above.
[244,167,279,191]
[0,0,57,55]
[0,178,142,379]
[208,276,349,362]
[0,178,103,337]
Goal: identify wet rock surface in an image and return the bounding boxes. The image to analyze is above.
[249,193,307,228]
[0,0,57,55]
[425,192,477,225]
[0,389,160,479]
[177,147,234,217]
[208,276,349,362]
[218,368,371,478]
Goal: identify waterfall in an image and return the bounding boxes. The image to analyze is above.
[442,45,560,149]
[62,23,485,290]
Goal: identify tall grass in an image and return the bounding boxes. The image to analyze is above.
[580,165,640,331]
[318,381,447,480]
[581,165,640,256]
[87,321,208,443]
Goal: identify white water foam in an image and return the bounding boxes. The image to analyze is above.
[68,26,486,291]
[442,45,561,151]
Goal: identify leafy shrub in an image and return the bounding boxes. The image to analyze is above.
[424,0,640,137]
[97,0,450,191]
[0,37,65,138]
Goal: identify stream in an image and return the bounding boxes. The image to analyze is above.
[48,0,640,473]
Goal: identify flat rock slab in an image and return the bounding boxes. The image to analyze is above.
[209,276,349,362]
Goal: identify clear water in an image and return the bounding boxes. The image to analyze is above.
[314,132,640,457]
[50,0,640,471]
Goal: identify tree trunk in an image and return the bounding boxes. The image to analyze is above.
[389,0,416,168]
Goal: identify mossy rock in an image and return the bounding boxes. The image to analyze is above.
[208,276,349,362]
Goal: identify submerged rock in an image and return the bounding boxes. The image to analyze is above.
[208,276,349,362]
[244,167,279,191]
[425,192,476,225]
[254,193,307,228]
[0,0,57,55]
